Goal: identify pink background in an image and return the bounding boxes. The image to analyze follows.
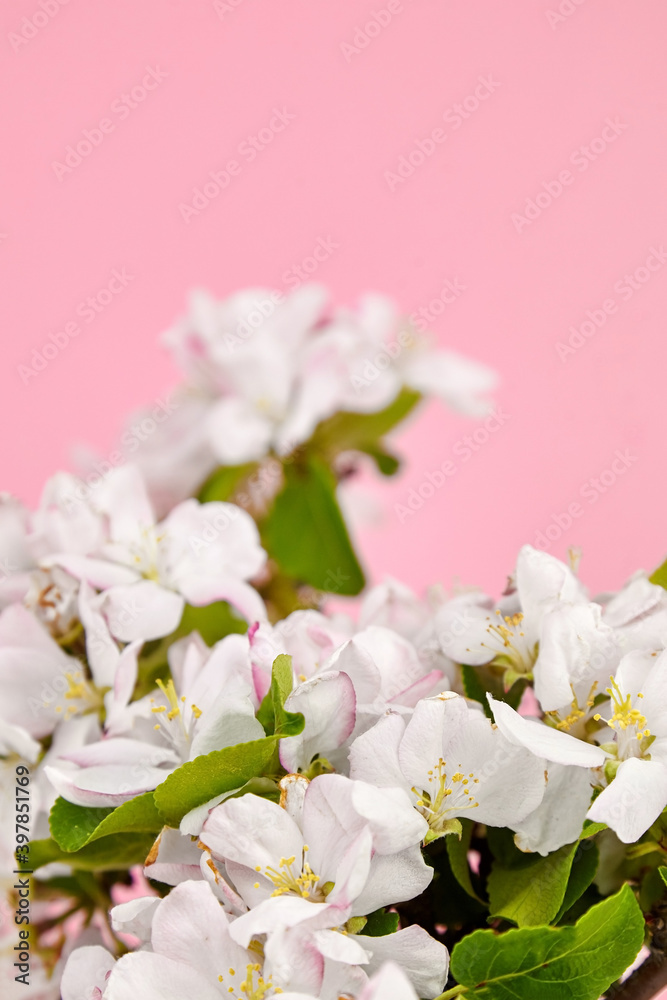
[2,0,667,601]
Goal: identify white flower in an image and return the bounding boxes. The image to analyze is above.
[44,634,264,809]
[349,692,546,842]
[46,464,267,641]
[586,650,667,842]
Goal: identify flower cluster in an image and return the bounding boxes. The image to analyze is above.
[0,287,659,999]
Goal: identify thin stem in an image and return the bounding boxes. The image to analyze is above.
[435,986,468,1000]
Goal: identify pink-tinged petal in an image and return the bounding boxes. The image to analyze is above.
[587,757,667,843]
[106,951,221,1000]
[101,581,184,642]
[434,595,497,666]
[351,846,433,917]
[94,464,155,542]
[358,962,420,1000]
[44,763,171,808]
[325,827,373,909]
[356,929,450,1000]
[104,641,141,736]
[280,670,356,773]
[0,719,40,762]
[229,895,334,948]
[389,669,444,707]
[78,581,119,688]
[398,694,469,789]
[144,827,205,886]
[189,697,264,759]
[512,763,594,856]
[151,881,250,981]
[205,396,275,464]
[59,737,178,768]
[201,793,304,871]
[264,923,326,996]
[325,639,382,704]
[179,574,267,624]
[199,849,248,915]
[312,928,370,964]
[61,945,116,1000]
[488,695,608,768]
[43,554,139,589]
[349,711,407,789]
[162,497,266,581]
[110,897,160,944]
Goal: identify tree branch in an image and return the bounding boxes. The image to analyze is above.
[607,953,667,1000]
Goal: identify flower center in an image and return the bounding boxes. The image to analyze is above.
[51,669,104,719]
[593,677,652,759]
[546,682,599,733]
[150,678,202,758]
[413,757,480,841]
[479,611,536,676]
[254,847,321,900]
[217,963,283,998]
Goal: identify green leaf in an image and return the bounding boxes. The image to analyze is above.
[310,388,421,457]
[153,737,281,827]
[261,456,364,596]
[580,821,606,839]
[460,665,525,720]
[659,866,667,886]
[446,819,486,903]
[449,884,644,1000]
[361,908,400,936]
[554,843,599,923]
[649,556,667,589]
[198,462,259,503]
[177,601,248,645]
[256,654,305,738]
[488,842,580,927]
[357,444,401,476]
[27,833,156,872]
[50,792,164,853]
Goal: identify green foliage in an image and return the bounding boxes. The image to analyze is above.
[49,792,164,853]
[154,655,304,825]
[309,388,421,458]
[488,842,583,927]
[262,455,364,596]
[460,665,525,720]
[197,462,259,503]
[649,556,667,589]
[449,885,644,999]
[27,833,157,872]
[256,654,305,737]
[446,819,486,903]
[153,737,281,828]
[361,908,400,936]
